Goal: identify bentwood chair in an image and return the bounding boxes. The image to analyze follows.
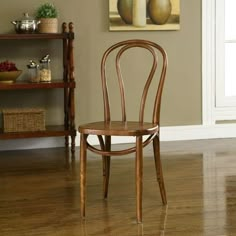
[79,39,168,223]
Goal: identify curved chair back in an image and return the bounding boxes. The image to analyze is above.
[101,39,168,125]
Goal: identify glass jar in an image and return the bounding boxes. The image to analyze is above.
[39,54,51,82]
[27,60,40,83]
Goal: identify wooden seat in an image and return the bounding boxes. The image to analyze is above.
[79,39,168,223]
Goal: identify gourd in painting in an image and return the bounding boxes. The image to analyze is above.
[147,0,172,25]
[117,0,133,24]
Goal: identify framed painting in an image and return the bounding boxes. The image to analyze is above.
[109,0,180,31]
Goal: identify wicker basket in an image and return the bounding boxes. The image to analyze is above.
[38,18,58,33]
[2,108,45,132]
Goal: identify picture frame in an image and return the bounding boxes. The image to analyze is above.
[109,0,180,31]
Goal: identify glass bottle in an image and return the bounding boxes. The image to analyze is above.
[27,60,40,83]
[39,54,51,82]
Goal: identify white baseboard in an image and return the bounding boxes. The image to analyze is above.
[161,124,236,141]
[1,124,236,151]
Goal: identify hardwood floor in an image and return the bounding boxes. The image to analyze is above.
[0,138,236,235]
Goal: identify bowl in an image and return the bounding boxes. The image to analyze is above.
[0,70,22,83]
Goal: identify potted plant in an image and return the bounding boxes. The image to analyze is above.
[36,2,58,33]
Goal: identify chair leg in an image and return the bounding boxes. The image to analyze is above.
[153,135,167,205]
[103,136,111,199]
[136,136,143,223]
[80,133,88,218]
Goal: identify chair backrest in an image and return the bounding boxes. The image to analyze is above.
[101,39,168,125]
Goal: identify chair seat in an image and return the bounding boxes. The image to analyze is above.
[79,121,159,136]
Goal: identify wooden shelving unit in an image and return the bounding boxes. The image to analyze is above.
[0,22,76,154]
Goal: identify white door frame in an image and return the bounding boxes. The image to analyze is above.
[202,0,216,125]
[202,0,236,123]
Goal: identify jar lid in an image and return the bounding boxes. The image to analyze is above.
[40,54,51,63]
[18,13,37,23]
[27,60,39,69]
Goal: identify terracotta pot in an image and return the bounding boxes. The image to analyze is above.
[117,0,133,24]
[147,0,172,25]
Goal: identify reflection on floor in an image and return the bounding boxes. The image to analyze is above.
[0,138,236,235]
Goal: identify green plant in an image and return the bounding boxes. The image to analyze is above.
[36,2,58,18]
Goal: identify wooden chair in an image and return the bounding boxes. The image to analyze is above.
[79,39,168,223]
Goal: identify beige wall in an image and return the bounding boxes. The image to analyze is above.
[0,0,202,128]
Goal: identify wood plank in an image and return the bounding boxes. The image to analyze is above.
[0,80,75,90]
[0,138,236,235]
[0,33,69,40]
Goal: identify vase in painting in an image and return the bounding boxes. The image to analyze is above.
[147,0,172,25]
[117,0,133,24]
[133,0,146,27]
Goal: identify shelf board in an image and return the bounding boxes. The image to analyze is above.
[0,33,73,40]
[0,125,76,139]
[0,80,75,90]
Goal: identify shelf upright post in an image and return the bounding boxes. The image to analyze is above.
[68,22,76,155]
[62,22,70,148]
